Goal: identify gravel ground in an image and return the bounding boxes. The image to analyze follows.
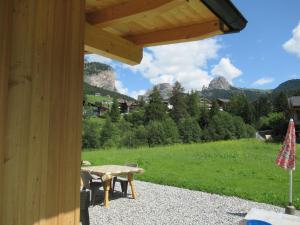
[88,180,284,225]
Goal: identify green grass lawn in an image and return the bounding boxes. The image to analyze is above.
[86,94,112,103]
[82,139,300,208]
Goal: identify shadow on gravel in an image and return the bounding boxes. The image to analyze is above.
[226,212,247,217]
[91,190,131,206]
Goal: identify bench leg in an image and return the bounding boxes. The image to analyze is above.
[104,179,111,208]
[128,173,136,199]
[80,209,90,225]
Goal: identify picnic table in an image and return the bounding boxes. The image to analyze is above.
[81,165,144,208]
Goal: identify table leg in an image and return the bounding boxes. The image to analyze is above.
[128,173,136,199]
[104,179,111,208]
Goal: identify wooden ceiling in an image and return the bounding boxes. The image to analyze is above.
[84,0,245,65]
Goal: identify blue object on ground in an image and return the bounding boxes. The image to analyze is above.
[247,220,272,225]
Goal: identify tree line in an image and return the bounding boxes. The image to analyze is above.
[82,82,258,150]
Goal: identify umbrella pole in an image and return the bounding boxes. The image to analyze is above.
[289,169,293,205]
[285,169,295,215]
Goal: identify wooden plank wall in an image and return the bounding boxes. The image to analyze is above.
[0,0,10,222]
[0,0,84,225]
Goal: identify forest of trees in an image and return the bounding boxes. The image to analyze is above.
[82,81,300,150]
[83,82,286,150]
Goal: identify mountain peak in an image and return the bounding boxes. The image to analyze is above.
[141,83,173,101]
[84,62,116,92]
[208,76,231,90]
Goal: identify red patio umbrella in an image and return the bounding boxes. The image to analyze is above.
[275,118,296,214]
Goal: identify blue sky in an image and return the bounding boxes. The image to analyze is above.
[85,0,300,98]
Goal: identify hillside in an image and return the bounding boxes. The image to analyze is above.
[84,62,112,76]
[202,86,270,101]
[83,82,135,101]
[273,79,300,94]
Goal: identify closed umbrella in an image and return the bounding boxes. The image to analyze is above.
[275,118,296,214]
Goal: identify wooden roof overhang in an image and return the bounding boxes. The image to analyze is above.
[85,0,247,65]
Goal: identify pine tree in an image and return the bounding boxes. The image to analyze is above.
[254,96,272,120]
[145,87,167,122]
[178,117,202,143]
[99,116,114,146]
[138,96,146,108]
[170,81,188,123]
[273,92,288,113]
[210,99,219,118]
[227,94,255,124]
[110,97,120,122]
[186,91,200,118]
[199,100,210,128]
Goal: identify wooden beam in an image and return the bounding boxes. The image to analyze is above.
[1,0,84,224]
[86,0,185,27]
[85,23,143,65]
[125,20,222,46]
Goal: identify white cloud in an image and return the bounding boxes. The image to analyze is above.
[115,80,146,99]
[283,21,300,58]
[123,39,221,91]
[84,54,113,64]
[253,77,274,86]
[115,80,128,95]
[130,89,147,99]
[211,57,242,83]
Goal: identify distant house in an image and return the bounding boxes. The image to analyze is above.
[83,101,109,117]
[162,100,173,110]
[118,99,138,113]
[288,96,300,125]
[199,97,211,109]
[217,98,230,111]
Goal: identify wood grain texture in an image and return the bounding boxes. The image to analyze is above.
[0,0,11,222]
[103,179,112,208]
[125,19,222,46]
[86,0,185,27]
[85,23,143,65]
[94,0,217,37]
[0,0,84,224]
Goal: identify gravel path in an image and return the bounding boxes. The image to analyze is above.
[88,181,284,225]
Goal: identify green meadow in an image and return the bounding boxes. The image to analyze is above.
[82,139,300,208]
[86,94,112,103]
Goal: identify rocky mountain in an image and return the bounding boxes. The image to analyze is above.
[84,62,116,91]
[202,76,270,101]
[141,77,270,102]
[142,83,173,101]
[208,76,231,90]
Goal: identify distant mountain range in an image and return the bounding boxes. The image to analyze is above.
[142,76,300,101]
[84,62,300,101]
[201,76,271,101]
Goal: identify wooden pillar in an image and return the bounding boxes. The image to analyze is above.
[0,0,84,225]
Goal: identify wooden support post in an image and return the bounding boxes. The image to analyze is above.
[104,179,112,208]
[0,0,84,224]
[128,173,137,199]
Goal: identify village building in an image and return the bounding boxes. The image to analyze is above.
[83,101,109,117]
[288,96,300,125]
[118,99,139,114]
[217,98,230,111]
